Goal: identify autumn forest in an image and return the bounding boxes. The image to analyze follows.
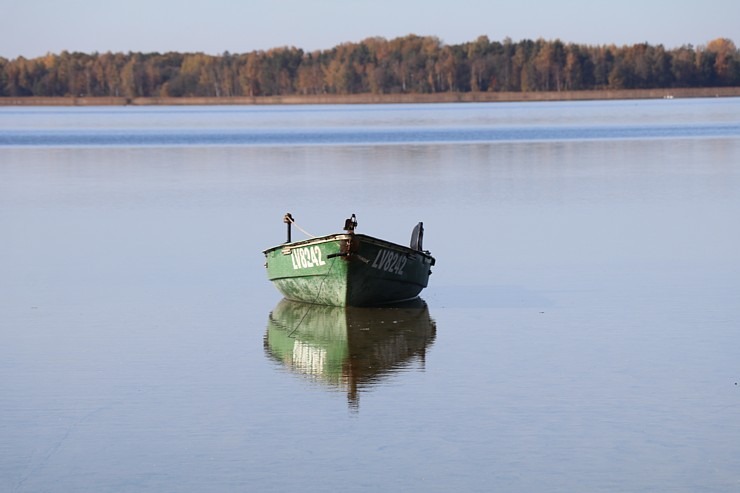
[1,35,738,98]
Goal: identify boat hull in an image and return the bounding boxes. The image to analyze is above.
[263,233,435,307]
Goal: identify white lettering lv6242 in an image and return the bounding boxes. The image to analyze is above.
[291,246,327,270]
[370,249,407,275]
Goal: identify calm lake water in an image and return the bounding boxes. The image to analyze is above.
[2,99,740,492]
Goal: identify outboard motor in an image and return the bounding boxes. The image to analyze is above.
[410,222,424,251]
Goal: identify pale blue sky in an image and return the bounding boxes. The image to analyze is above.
[2,0,738,59]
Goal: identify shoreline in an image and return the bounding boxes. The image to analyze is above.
[1,87,739,106]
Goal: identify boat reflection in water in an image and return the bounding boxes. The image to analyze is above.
[264,298,436,410]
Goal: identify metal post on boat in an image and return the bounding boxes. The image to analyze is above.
[344,214,357,233]
[284,213,293,243]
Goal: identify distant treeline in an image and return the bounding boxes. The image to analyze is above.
[1,36,738,98]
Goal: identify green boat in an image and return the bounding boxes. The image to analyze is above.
[264,298,436,409]
[263,213,436,307]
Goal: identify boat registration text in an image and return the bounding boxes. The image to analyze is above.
[371,249,407,275]
[290,246,327,270]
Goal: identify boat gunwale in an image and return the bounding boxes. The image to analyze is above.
[262,233,351,255]
[263,233,435,261]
